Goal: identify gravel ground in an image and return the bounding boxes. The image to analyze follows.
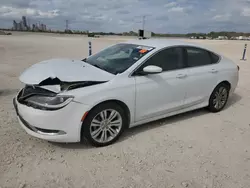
[0,33,250,188]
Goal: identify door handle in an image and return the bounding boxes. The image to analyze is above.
[176,74,187,79]
[210,69,218,73]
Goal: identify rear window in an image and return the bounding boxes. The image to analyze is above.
[186,47,212,67]
[210,52,220,63]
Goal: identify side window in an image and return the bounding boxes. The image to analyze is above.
[185,47,212,67]
[210,52,220,64]
[137,47,184,72]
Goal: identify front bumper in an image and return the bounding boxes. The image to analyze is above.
[13,97,90,143]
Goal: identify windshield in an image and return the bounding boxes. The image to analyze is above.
[84,43,154,75]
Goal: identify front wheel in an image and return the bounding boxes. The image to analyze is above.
[82,102,127,147]
[208,83,229,112]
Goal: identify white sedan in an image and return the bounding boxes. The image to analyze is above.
[13,39,239,147]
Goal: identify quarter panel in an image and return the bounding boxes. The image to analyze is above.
[214,57,239,94]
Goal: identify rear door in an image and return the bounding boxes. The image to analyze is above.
[183,46,220,106]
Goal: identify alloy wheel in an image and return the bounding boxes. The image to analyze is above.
[90,109,122,143]
[212,87,228,110]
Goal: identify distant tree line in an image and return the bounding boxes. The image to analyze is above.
[0,28,250,39]
[153,31,250,39]
[185,32,250,39]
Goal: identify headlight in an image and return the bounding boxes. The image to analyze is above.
[25,95,74,110]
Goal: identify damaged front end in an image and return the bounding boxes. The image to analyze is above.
[39,77,106,92]
[16,58,111,111]
[17,78,106,111]
[17,85,73,111]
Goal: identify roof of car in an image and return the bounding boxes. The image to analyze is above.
[124,38,207,49]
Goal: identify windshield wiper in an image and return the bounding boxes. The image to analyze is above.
[82,58,103,70]
[91,64,114,74]
[92,64,103,70]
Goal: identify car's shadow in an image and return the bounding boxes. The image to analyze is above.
[52,93,242,149]
[0,89,19,98]
[224,92,242,110]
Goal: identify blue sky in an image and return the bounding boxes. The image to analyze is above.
[0,0,250,33]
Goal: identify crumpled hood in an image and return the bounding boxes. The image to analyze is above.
[19,58,115,85]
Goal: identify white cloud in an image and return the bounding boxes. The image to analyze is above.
[118,20,125,25]
[164,2,177,8]
[0,6,59,19]
[242,7,250,16]
[26,8,36,15]
[210,8,216,12]
[168,6,184,12]
[212,14,231,22]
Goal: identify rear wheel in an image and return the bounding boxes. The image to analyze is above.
[82,102,127,147]
[208,83,229,112]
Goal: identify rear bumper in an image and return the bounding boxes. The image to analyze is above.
[229,70,239,96]
[13,97,90,143]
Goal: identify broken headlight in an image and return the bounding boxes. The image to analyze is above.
[25,95,74,110]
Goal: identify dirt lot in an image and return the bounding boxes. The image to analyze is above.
[0,33,250,188]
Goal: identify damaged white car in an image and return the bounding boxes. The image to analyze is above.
[13,39,239,146]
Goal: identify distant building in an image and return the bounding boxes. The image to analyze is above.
[33,23,38,31]
[16,21,23,31]
[13,20,17,30]
[217,36,228,40]
[40,23,47,31]
[22,16,28,28]
[40,24,46,31]
[32,24,35,31]
[238,36,247,40]
[12,15,47,32]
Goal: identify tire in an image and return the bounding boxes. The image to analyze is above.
[82,102,127,147]
[208,83,230,113]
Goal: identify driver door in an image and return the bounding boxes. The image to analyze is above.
[133,47,188,122]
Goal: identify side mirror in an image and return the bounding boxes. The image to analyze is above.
[143,65,162,74]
